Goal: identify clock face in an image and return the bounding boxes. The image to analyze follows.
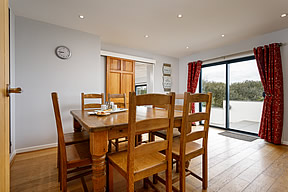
[55,46,71,59]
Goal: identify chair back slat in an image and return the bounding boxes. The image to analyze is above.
[186,130,205,143]
[152,93,184,111]
[136,118,169,135]
[134,140,168,157]
[84,103,102,109]
[83,94,103,99]
[188,112,209,123]
[136,94,172,106]
[51,92,67,163]
[185,148,204,161]
[81,93,104,110]
[188,93,210,103]
[108,93,126,108]
[127,92,175,183]
[175,105,183,111]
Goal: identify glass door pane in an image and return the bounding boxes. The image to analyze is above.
[202,65,226,127]
[229,60,263,134]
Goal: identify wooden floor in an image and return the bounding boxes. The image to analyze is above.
[10,127,288,192]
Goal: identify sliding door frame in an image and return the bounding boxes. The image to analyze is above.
[199,55,258,136]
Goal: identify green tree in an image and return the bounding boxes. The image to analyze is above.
[202,80,263,108]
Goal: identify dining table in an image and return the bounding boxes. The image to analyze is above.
[70,106,183,192]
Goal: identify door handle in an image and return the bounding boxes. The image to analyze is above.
[6,84,22,96]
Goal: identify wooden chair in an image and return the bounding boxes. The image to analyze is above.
[156,92,212,191]
[108,93,127,108]
[51,92,92,192]
[150,94,186,141]
[81,92,105,110]
[108,93,127,151]
[54,93,90,180]
[107,92,175,192]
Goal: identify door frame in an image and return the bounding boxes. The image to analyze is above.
[0,0,10,191]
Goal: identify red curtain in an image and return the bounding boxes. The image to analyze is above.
[187,60,202,113]
[253,43,284,144]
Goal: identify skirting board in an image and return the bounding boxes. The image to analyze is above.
[10,150,16,163]
[282,141,288,145]
[16,143,57,154]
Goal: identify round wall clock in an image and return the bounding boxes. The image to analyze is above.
[55,46,71,59]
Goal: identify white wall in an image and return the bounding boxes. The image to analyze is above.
[15,17,102,150]
[101,43,179,93]
[179,28,288,144]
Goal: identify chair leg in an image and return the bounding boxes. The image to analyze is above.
[57,145,60,181]
[176,161,179,173]
[179,159,186,192]
[108,141,112,152]
[115,139,119,152]
[135,136,138,146]
[166,166,172,192]
[61,165,67,192]
[149,132,155,142]
[202,153,208,189]
[153,173,158,184]
[109,163,114,192]
[143,178,149,189]
[127,179,134,192]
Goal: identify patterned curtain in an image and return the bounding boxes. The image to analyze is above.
[253,43,284,144]
[187,60,202,113]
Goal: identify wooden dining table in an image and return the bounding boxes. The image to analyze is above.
[70,106,183,192]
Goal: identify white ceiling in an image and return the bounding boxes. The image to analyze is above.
[10,0,288,58]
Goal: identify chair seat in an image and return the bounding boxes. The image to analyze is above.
[108,150,166,181]
[64,130,89,145]
[66,141,92,169]
[172,136,202,159]
[153,128,181,139]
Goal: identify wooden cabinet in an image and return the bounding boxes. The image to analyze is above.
[106,57,135,105]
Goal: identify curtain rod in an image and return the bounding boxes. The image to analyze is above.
[189,42,286,65]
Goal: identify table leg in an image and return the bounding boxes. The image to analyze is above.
[73,118,82,132]
[90,131,108,192]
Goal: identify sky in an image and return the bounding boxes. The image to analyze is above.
[202,59,261,84]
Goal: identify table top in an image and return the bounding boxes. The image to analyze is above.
[71,106,183,132]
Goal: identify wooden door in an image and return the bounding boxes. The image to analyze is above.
[0,0,10,191]
[106,57,135,105]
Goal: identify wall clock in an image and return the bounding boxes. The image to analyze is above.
[55,46,71,59]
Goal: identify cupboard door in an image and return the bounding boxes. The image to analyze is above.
[122,73,134,103]
[108,72,121,94]
[123,60,133,72]
[106,56,135,105]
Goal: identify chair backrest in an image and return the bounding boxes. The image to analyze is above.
[81,93,105,110]
[153,93,185,111]
[108,93,126,108]
[127,92,175,179]
[180,92,212,157]
[51,92,67,164]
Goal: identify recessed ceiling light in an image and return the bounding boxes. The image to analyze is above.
[177,14,183,18]
[144,35,149,38]
[79,15,85,19]
[281,13,287,18]
[186,46,189,49]
[221,34,225,37]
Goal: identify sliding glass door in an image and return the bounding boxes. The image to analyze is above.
[200,56,263,135]
[229,60,263,134]
[201,65,226,128]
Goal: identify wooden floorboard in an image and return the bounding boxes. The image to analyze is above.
[10,128,288,192]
